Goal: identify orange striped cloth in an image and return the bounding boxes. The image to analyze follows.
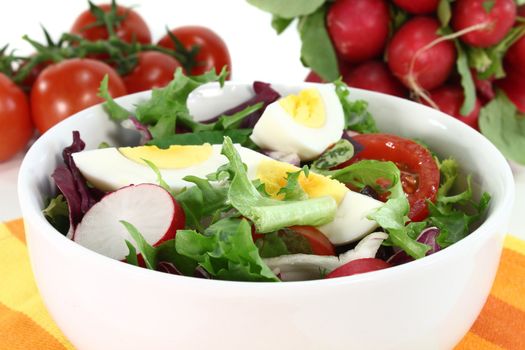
[1,218,524,350]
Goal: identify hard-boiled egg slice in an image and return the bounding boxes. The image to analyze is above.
[72,143,268,192]
[253,159,384,245]
[250,85,344,161]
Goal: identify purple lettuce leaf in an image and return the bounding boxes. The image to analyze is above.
[203,81,280,128]
[51,166,83,230]
[387,227,441,266]
[129,116,152,143]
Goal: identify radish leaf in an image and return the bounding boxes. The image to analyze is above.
[479,90,525,164]
[272,15,294,34]
[298,6,339,82]
[437,0,452,27]
[247,0,325,19]
[455,41,476,116]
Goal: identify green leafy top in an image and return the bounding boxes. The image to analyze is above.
[247,0,326,19]
[479,90,525,165]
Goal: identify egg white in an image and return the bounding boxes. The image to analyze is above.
[250,84,345,161]
[72,144,269,192]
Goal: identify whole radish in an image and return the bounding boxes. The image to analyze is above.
[387,17,456,91]
[496,66,525,113]
[343,60,407,97]
[305,71,324,83]
[452,0,516,48]
[505,36,525,76]
[422,85,482,129]
[326,0,390,63]
[392,0,439,14]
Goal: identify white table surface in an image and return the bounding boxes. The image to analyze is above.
[0,0,523,239]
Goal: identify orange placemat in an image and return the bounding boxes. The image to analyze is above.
[1,218,524,350]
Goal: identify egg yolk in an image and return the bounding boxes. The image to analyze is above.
[256,160,348,204]
[119,144,213,169]
[279,88,326,128]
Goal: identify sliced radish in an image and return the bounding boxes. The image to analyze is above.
[74,184,185,260]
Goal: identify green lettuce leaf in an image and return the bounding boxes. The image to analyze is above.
[176,218,279,282]
[369,197,431,259]
[98,75,132,122]
[120,220,157,270]
[147,129,255,149]
[333,79,379,133]
[276,166,309,201]
[221,136,337,233]
[42,194,70,235]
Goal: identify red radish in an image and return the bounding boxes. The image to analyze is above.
[305,71,324,83]
[326,0,390,63]
[422,85,482,130]
[505,36,525,76]
[392,0,439,14]
[74,184,185,261]
[496,66,525,113]
[387,17,456,92]
[343,60,407,98]
[452,0,516,48]
[326,258,389,279]
[520,5,525,16]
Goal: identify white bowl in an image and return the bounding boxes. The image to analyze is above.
[18,83,514,350]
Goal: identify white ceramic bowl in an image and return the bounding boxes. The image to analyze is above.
[18,83,514,350]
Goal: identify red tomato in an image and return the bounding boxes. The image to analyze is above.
[326,258,389,278]
[31,58,126,134]
[288,226,336,256]
[123,51,182,93]
[252,226,336,256]
[423,85,482,129]
[157,26,231,76]
[340,134,440,221]
[326,0,390,63]
[0,73,33,162]
[70,3,151,44]
[17,57,51,91]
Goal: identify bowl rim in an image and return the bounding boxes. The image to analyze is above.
[18,83,516,290]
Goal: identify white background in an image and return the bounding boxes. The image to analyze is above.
[0,0,523,238]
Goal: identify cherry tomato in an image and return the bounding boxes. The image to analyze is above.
[123,51,182,93]
[252,226,336,256]
[0,73,33,162]
[31,58,126,134]
[326,258,389,278]
[70,3,151,44]
[157,26,231,77]
[339,134,440,221]
[287,226,336,256]
[17,57,51,91]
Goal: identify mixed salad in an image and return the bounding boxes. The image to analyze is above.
[43,69,491,282]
